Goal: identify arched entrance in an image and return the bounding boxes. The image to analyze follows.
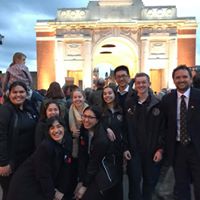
[92,36,139,85]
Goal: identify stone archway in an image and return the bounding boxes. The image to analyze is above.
[35,0,197,90]
[92,36,139,82]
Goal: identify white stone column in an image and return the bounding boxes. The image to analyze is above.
[168,38,177,89]
[83,39,92,89]
[55,40,65,87]
[140,38,149,74]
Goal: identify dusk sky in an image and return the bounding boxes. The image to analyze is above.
[0,0,199,73]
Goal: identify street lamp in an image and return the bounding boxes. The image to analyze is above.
[0,34,4,45]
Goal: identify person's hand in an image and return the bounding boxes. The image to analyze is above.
[73,129,80,138]
[123,150,132,160]
[75,186,87,200]
[107,128,116,141]
[153,149,163,162]
[74,182,83,196]
[54,188,64,200]
[0,164,12,176]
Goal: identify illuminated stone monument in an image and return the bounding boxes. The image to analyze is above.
[35,0,197,92]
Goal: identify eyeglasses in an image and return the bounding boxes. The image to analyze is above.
[82,115,96,120]
[115,74,128,80]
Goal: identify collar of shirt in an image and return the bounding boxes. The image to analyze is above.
[117,85,129,95]
[177,88,190,100]
[137,94,151,105]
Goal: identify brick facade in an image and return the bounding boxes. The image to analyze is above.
[177,29,196,67]
[36,32,56,89]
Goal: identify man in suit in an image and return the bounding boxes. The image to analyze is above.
[161,65,200,200]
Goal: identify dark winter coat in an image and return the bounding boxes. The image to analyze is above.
[0,100,38,170]
[124,91,165,157]
[101,107,124,159]
[78,123,121,192]
[35,120,48,147]
[7,137,71,200]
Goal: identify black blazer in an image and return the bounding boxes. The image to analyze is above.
[7,138,68,200]
[161,87,200,163]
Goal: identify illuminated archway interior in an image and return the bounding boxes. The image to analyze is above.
[92,37,138,81]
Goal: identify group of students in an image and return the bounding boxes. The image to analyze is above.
[0,82,124,200]
[0,51,200,200]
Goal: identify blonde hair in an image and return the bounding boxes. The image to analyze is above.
[9,52,26,67]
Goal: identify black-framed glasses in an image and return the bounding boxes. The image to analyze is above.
[82,115,96,120]
[115,74,128,80]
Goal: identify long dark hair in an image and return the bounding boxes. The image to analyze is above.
[46,82,65,99]
[102,85,122,112]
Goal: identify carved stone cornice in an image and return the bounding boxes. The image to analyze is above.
[56,28,92,39]
[92,27,139,45]
[141,6,177,20]
[141,27,177,36]
[57,9,88,21]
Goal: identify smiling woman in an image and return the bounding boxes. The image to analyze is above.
[0,81,38,200]
[8,82,27,108]
[75,106,122,200]
[6,116,72,200]
[48,119,65,144]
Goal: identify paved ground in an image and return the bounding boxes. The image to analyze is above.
[0,172,194,200]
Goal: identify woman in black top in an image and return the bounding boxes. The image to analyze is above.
[0,81,38,200]
[7,116,72,200]
[101,85,125,199]
[35,101,73,199]
[75,106,121,200]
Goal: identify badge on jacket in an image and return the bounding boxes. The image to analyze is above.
[117,114,123,121]
[152,108,160,116]
[127,107,135,115]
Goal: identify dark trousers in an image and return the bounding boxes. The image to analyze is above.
[104,181,123,200]
[82,181,122,200]
[127,151,161,200]
[56,160,74,200]
[173,142,200,200]
[67,158,78,200]
[0,176,12,200]
[82,181,104,200]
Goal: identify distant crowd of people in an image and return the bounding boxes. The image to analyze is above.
[0,52,200,200]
